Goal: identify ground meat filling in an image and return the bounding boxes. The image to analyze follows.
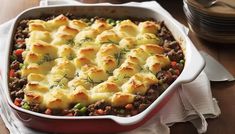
[8,16,185,117]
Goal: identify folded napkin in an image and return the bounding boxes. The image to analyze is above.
[0,1,221,134]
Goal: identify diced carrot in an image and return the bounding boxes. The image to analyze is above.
[125,104,133,110]
[171,61,177,68]
[131,110,138,116]
[9,69,15,77]
[66,113,74,116]
[16,39,25,44]
[174,69,180,75]
[96,109,105,115]
[14,98,22,107]
[14,49,24,56]
[45,108,52,115]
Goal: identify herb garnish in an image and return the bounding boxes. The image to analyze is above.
[82,76,103,86]
[146,66,154,74]
[106,71,113,75]
[114,49,130,66]
[101,39,119,45]
[137,64,144,71]
[49,74,68,89]
[76,72,80,77]
[68,54,76,60]
[66,39,75,46]
[75,37,93,47]
[80,37,93,42]
[38,53,54,65]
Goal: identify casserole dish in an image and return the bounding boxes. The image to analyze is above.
[2,4,205,133]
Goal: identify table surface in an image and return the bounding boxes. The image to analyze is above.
[1,0,235,134]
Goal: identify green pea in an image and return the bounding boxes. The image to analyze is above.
[74,103,84,109]
[162,83,169,89]
[22,102,30,110]
[106,18,115,25]
[79,107,87,113]
[106,18,112,23]
[19,63,24,69]
[110,22,115,26]
[158,79,163,85]
[119,109,125,114]
[116,20,121,24]
[180,59,185,64]
[10,55,16,61]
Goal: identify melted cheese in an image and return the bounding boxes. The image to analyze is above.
[21,15,172,109]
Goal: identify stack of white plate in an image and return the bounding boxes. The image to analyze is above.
[183,0,235,44]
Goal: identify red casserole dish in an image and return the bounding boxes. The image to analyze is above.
[2,4,205,133]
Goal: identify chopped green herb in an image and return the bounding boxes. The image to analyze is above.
[50,74,68,89]
[114,53,121,66]
[138,64,144,71]
[80,37,93,43]
[68,54,76,60]
[82,76,103,86]
[146,66,154,74]
[101,39,119,45]
[106,71,113,75]
[106,18,115,25]
[121,48,130,53]
[44,54,52,61]
[123,76,131,79]
[75,42,82,48]
[76,72,80,77]
[38,53,54,65]
[145,34,156,40]
[113,77,120,82]
[114,49,129,66]
[72,86,77,90]
[66,39,75,46]
[75,37,93,47]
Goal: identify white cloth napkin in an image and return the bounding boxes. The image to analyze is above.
[0,1,221,134]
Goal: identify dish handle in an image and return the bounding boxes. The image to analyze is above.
[179,40,205,83]
[39,0,48,7]
[111,114,145,125]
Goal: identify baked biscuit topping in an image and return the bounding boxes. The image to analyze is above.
[9,15,184,116]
